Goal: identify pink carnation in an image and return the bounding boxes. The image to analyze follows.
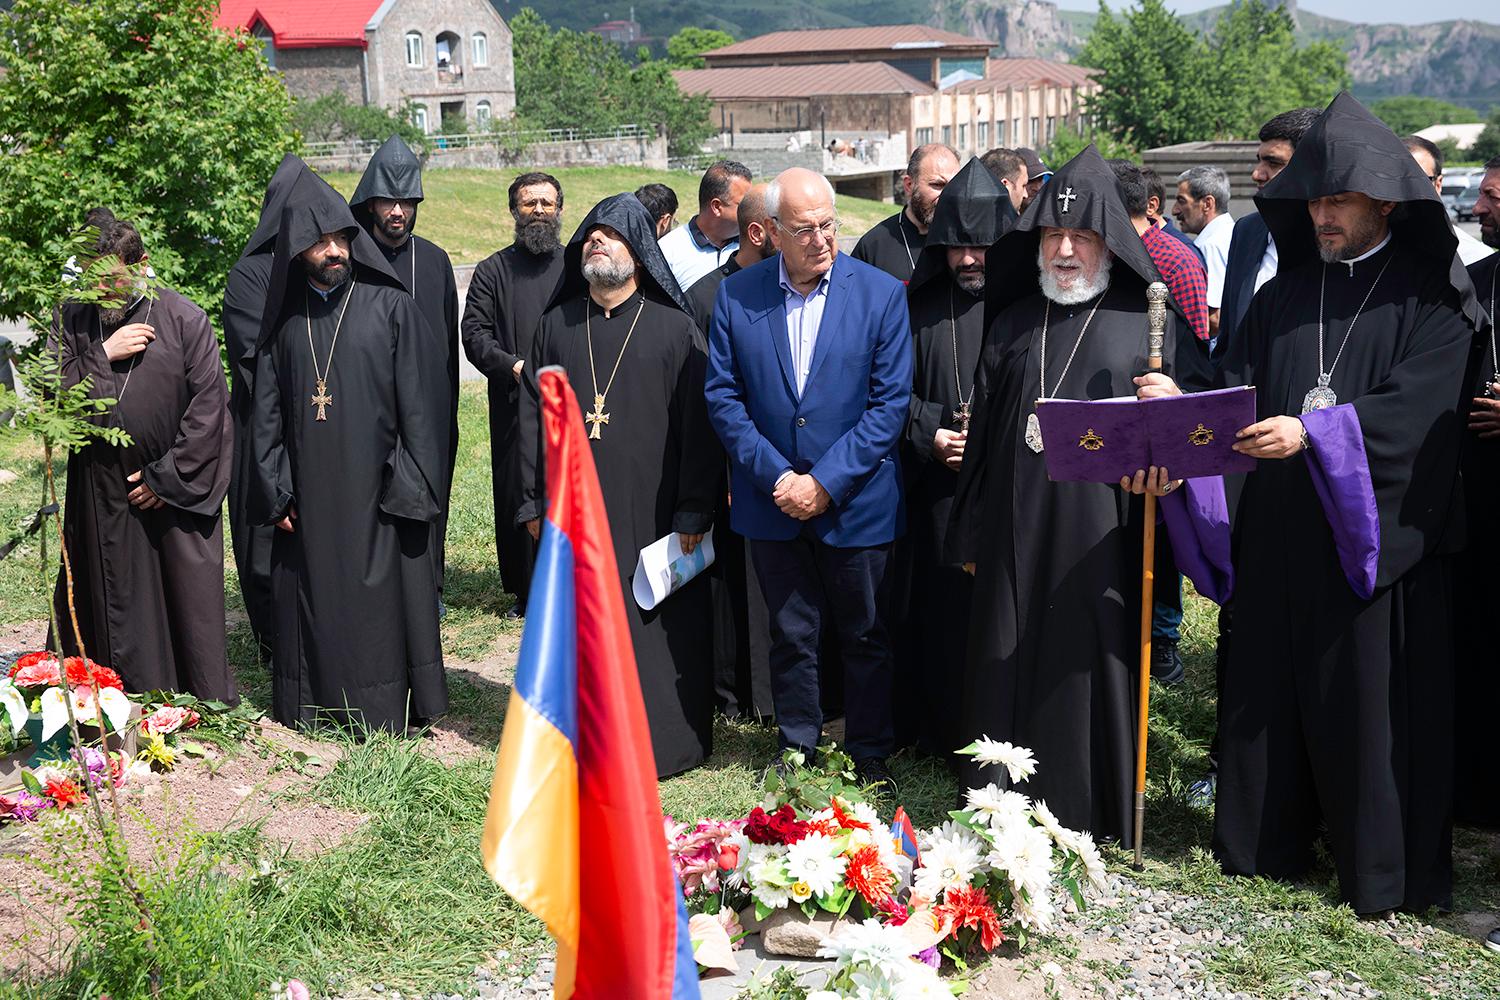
[140,704,201,737]
[10,656,61,688]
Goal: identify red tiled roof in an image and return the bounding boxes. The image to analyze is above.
[947,58,1099,92]
[706,24,994,58]
[674,62,936,100]
[214,0,383,49]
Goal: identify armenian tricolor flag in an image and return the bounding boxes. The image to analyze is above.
[481,368,700,999]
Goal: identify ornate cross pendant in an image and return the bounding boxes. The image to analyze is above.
[585,393,610,440]
[311,379,333,422]
[953,403,971,434]
[1057,187,1077,213]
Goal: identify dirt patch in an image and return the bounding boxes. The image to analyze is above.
[1,619,47,653]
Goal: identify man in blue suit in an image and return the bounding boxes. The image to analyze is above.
[705,168,913,790]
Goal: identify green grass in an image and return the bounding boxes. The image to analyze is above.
[318,166,900,266]
[0,434,53,626]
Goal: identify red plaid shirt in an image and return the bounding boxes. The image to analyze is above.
[1141,224,1209,341]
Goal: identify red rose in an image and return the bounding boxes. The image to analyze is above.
[44,777,85,808]
[717,842,741,870]
[745,807,777,845]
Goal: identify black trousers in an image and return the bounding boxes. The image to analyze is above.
[750,533,894,761]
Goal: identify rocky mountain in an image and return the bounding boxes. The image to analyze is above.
[502,0,1499,111]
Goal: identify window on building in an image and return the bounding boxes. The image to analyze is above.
[472,32,489,67]
[405,31,423,68]
[436,31,459,69]
[412,104,429,133]
[958,124,968,149]
[976,121,989,148]
[941,125,952,146]
[1030,117,1040,144]
[1047,116,1056,142]
[476,100,492,129]
[997,119,1006,145]
[252,23,275,69]
[915,127,934,145]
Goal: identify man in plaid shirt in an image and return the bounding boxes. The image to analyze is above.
[1110,160,1210,340]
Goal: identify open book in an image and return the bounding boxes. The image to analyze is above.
[1034,386,1258,483]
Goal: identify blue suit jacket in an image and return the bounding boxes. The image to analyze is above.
[704,253,912,547]
[1212,212,1270,362]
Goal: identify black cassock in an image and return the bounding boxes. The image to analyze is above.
[518,292,721,776]
[251,279,450,732]
[460,242,564,608]
[224,252,277,656]
[900,277,983,755]
[1213,241,1472,913]
[1454,252,1500,827]
[949,283,1201,846]
[850,212,924,284]
[375,234,459,589]
[51,290,235,700]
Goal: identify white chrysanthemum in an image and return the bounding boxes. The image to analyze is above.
[1069,829,1108,892]
[965,737,1038,784]
[1029,800,1070,844]
[1010,823,1056,897]
[966,784,1032,834]
[785,832,848,898]
[852,801,882,828]
[912,832,983,899]
[752,880,792,909]
[1012,886,1056,931]
[816,918,906,966]
[916,819,969,854]
[750,850,789,890]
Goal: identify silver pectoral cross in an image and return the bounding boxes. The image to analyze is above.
[1057,187,1077,213]
[953,403,971,434]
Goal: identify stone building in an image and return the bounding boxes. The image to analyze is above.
[675,25,1099,159]
[215,0,515,133]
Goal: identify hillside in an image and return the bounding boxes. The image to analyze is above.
[495,0,1500,111]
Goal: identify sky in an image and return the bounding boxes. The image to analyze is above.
[1048,0,1495,25]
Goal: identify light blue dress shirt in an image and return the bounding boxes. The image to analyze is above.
[778,255,831,398]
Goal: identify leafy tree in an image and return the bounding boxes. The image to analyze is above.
[665,27,736,69]
[1077,0,1347,149]
[1042,124,1136,168]
[292,93,429,150]
[1473,108,1500,164]
[0,0,297,325]
[511,8,713,157]
[1370,96,1480,136]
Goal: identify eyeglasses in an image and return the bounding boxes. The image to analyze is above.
[773,217,840,245]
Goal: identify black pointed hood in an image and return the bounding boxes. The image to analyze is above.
[350,135,425,228]
[256,169,403,349]
[549,193,689,313]
[982,144,1172,329]
[1256,91,1481,329]
[909,157,1019,296]
[238,153,309,259]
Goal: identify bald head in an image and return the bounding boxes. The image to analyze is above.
[736,183,773,264]
[767,168,838,290]
[904,144,960,232]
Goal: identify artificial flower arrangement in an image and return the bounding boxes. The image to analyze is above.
[0,651,135,749]
[135,699,204,771]
[669,737,1108,990]
[0,745,129,825]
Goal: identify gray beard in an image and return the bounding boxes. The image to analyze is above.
[953,270,985,295]
[516,216,562,255]
[1038,249,1113,305]
[582,255,634,289]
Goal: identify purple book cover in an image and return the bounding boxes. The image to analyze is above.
[1036,387,1257,483]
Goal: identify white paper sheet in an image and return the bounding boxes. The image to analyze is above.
[632,528,716,610]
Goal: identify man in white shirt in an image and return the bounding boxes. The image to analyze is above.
[1174,165,1234,340]
[1404,134,1493,266]
[658,159,752,291]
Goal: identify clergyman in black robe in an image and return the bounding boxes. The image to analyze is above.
[1209,93,1483,914]
[947,146,1217,846]
[52,220,235,701]
[460,172,566,615]
[850,144,960,284]
[249,170,450,733]
[1457,218,1500,828]
[350,135,460,597]
[685,184,778,722]
[897,158,1016,756]
[517,194,722,777]
[223,153,308,661]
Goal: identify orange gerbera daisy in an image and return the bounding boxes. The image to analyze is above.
[935,885,1004,952]
[844,843,897,910]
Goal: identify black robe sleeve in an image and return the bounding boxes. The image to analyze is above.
[906,393,947,462]
[460,257,520,380]
[380,297,451,523]
[514,309,552,528]
[249,343,294,525]
[670,327,721,535]
[141,306,232,515]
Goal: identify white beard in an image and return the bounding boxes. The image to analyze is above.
[1037,248,1113,305]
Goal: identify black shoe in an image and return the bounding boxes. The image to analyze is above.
[855,757,898,798]
[505,605,524,620]
[1152,641,1185,686]
[1486,926,1500,955]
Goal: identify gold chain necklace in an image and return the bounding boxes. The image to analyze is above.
[304,277,356,422]
[583,292,645,439]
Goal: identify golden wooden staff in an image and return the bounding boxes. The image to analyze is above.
[1134,280,1169,871]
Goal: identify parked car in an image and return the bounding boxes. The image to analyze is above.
[1443,168,1483,222]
